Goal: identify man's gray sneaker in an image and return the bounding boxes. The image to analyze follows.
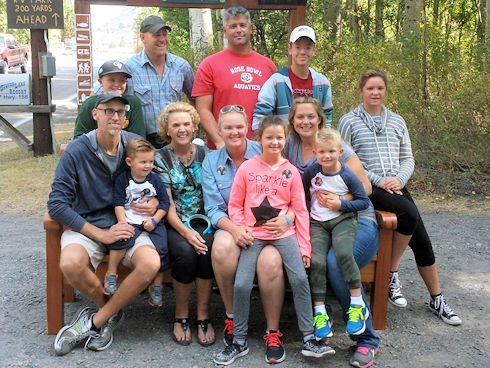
[148,285,163,307]
[214,342,249,365]
[301,337,336,358]
[104,274,118,295]
[86,309,125,351]
[54,307,96,356]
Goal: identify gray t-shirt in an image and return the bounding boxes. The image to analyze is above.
[96,137,124,175]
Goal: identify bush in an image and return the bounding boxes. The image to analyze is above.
[315,39,489,195]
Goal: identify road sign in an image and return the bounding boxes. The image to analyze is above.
[75,14,92,108]
[0,75,31,105]
[7,0,64,29]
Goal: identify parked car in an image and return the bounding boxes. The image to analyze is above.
[0,33,29,74]
[63,39,76,54]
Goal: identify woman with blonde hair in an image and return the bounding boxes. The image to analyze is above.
[153,102,215,346]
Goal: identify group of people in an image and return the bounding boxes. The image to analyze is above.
[47,6,461,368]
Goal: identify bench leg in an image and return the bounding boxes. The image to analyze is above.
[370,227,393,330]
[46,228,64,335]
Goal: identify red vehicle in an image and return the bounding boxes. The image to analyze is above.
[0,33,29,74]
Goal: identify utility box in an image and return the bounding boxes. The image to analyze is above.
[41,54,56,77]
[0,74,31,105]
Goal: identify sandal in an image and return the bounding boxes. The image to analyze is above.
[172,318,191,346]
[196,318,215,347]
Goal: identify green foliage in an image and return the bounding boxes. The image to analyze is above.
[318,37,488,194]
[60,0,75,42]
[250,10,289,65]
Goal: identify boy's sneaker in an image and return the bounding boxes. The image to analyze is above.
[350,346,379,368]
[301,337,335,358]
[223,317,234,346]
[313,312,333,339]
[148,285,163,307]
[214,341,249,365]
[428,294,462,326]
[104,274,118,296]
[54,306,96,356]
[86,309,125,351]
[264,330,285,363]
[346,304,369,335]
[388,271,407,307]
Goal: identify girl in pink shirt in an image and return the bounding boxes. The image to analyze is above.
[214,116,332,365]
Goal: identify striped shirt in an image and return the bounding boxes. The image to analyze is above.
[337,104,414,188]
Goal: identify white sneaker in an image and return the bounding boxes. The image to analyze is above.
[388,271,408,307]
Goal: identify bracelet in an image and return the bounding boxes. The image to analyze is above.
[340,195,344,201]
[151,217,158,227]
[284,214,292,227]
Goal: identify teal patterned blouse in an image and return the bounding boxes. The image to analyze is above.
[153,144,208,222]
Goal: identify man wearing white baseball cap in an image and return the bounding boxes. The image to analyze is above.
[252,25,333,131]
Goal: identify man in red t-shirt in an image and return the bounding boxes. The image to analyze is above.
[192,6,276,149]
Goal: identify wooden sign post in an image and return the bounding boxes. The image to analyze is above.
[6,0,64,156]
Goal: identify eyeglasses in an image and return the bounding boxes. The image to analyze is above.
[96,107,126,117]
[220,105,245,114]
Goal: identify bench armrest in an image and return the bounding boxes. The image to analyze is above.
[375,210,397,231]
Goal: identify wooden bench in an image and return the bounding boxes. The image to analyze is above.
[44,211,395,335]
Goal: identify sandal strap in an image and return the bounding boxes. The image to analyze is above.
[174,318,189,332]
[196,318,211,334]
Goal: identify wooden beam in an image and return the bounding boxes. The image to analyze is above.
[0,105,56,113]
[0,114,33,152]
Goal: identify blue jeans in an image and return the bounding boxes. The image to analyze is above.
[327,218,380,349]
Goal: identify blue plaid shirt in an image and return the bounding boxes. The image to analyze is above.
[202,139,261,228]
[95,50,194,135]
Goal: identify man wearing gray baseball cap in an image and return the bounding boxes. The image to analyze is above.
[123,15,194,148]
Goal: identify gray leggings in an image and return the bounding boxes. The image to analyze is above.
[233,235,313,340]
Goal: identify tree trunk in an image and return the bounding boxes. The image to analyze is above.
[433,0,440,26]
[366,0,371,36]
[396,0,405,37]
[375,0,385,39]
[346,0,361,42]
[421,3,429,103]
[484,0,489,45]
[325,0,343,41]
[214,9,224,50]
[403,0,423,38]
[189,8,214,68]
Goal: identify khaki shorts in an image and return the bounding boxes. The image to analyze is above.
[61,229,155,270]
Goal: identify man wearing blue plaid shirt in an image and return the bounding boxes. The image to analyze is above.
[95,15,195,148]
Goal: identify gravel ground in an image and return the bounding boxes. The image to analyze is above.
[0,202,488,368]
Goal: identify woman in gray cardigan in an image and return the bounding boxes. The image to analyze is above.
[338,69,461,327]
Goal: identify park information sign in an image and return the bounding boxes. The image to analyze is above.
[7,0,64,29]
[0,75,31,105]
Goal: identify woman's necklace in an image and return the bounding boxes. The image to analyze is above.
[171,145,194,166]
